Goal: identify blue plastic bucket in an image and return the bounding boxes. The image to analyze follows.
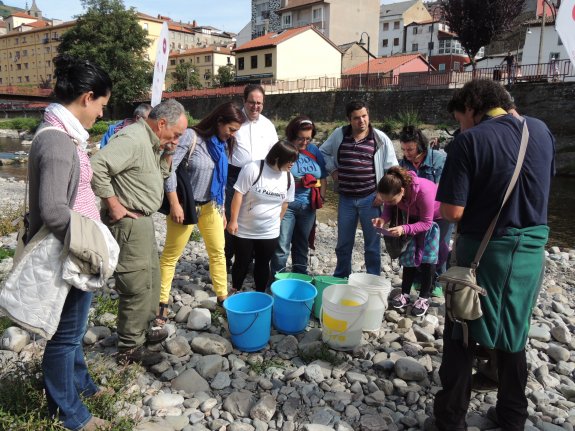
[223,292,274,352]
[271,279,317,334]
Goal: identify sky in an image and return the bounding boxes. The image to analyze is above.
[9,0,252,33]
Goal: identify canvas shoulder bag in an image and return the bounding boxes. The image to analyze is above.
[438,119,530,346]
[384,206,412,259]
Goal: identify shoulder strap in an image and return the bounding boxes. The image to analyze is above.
[300,148,317,162]
[182,131,198,168]
[252,160,265,186]
[287,171,291,190]
[472,119,530,270]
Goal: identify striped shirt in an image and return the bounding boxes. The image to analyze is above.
[73,147,101,221]
[337,125,377,197]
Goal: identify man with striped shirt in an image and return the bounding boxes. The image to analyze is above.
[320,100,398,277]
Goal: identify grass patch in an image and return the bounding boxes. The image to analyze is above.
[299,343,344,366]
[0,354,141,430]
[248,358,287,374]
[396,109,421,128]
[0,247,15,261]
[0,206,24,237]
[0,316,13,333]
[189,227,202,242]
[211,307,224,327]
[92,295,119,326]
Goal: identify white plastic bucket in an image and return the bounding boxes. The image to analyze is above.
[348,273,392,331]
[320,284,368,350]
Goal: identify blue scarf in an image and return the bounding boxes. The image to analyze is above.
[207,135,228,206]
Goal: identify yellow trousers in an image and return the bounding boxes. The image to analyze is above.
[159,203,228,303]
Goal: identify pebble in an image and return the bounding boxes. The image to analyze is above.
[0,187,574,431]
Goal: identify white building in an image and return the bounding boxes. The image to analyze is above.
[378,0,431,57]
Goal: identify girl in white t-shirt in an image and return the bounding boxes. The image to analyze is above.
[227,140,297,292]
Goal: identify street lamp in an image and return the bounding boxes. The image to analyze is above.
[358,32,371,91]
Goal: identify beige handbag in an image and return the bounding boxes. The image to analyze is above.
[438,119,529,346]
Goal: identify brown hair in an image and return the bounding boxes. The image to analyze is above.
[192,102,246,155]
[285,115,316,142]
[377,166,413,196]
[266,139,298,167]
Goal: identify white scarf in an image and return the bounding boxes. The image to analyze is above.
[43,103,90,150]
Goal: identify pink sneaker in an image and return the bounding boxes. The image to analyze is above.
[411,297,430,317]
[390,293,410,309]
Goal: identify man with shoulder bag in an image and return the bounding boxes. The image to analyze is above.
[425,79,555,431]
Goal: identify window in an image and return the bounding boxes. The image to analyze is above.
[383,22,389,31]
[238,57,245,70]
[282,13,292,28]
[393,38,399,46]
[143,23,148,31]
[265,53,272,67]
[558,36,563,46]
[413,27,418,35]
[170,59,176,65]
[549,52,560,61]
[17,64,21,70]
[25,76,29,82]
[453,61,461,70]
[179,59,185,64]
[205,55,211,62]
[24,63,28,69]
[15,37,19,45]
[394,21,400,30]
[382,39,388,47]
[312,7,322,21]
[196,56,200,63]
[438,63,446,71]
[412,43,418,52]
[251,55,258,69]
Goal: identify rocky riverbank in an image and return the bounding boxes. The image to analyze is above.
[1,176,575,431]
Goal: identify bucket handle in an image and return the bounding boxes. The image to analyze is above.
[228,312,259,337]
[319,305,365,335]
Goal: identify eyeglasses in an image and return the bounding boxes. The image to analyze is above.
[295,136,312,143]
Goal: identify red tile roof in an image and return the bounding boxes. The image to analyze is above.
[235,25,327,52]
[168,23,193,33]
[9,12,37,19]
[169,46,233,58]
[22,20,50,28]
[343,54,427,75]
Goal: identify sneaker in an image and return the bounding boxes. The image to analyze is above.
[117,345,163,366]
[146,327,168,344]
[411,297,430,317]
[431,285,444,298]
[390,293,411,309]
[80,416,111,430]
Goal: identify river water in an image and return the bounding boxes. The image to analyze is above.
[1,137,573,249]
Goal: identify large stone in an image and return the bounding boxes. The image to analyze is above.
[210,371,231,390]
[147,393,185,411]
[250,394,277,422]
[394,357,428,381]
[170,369,210,395]
[0,327,30,353]
[550,325,572,344]
[165,336,192,357]
[187,308,211,330]
[223,391,256,418]
[190,333,232,355]
[547,344,570,362]
[83,326,111,345]
[195,354,226,379]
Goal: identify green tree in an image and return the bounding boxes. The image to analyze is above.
[440,0,525,70]
[213,64,235,87]
[58,0,152,113]
[170,62,202,91]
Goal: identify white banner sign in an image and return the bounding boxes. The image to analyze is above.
[151,22,170,107]
[556,0,575,68]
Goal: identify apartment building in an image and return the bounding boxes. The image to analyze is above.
[379,0,431,57]
[250,0,379,47]
[165,46,234,89]
[235,25,341,82]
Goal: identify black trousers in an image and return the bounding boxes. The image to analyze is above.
[401,264,435,298]
[433,319,528,431]
[232,236,279,292]
[224,165,241,264]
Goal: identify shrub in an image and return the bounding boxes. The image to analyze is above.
[0,118,40,132]
[0,205,24,237]
[88,120,114,136]
[396,109,421,128]
[0,248,15,261]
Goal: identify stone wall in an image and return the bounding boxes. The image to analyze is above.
[179,82,575,174]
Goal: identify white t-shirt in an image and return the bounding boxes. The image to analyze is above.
[230,112,278,168]
[233,161,295,239]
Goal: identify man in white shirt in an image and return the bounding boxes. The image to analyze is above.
[225,84,278,268]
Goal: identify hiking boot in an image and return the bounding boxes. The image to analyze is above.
[117,345,163,366]
[411,297,430,317]
[390,293,411,309]
[146,327,168,344]
[80,416,111,430]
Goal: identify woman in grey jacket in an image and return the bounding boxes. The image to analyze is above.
[28,55,112,431]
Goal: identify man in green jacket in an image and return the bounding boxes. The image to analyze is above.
[91,99,187,365]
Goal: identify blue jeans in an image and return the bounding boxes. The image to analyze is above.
[43,287,98,430]
[271,201,316,276]
[334,192,381,278]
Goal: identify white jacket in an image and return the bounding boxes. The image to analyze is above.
[0,218,118,339]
